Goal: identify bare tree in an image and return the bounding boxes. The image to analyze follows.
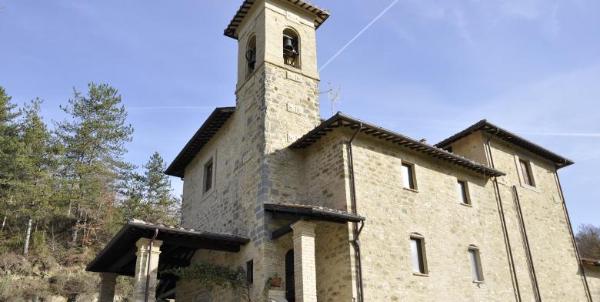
[575,224,600,259]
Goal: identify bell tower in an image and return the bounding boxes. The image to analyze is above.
[225,0,329,151]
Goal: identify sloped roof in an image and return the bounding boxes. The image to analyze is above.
[264,202,364,223]
[290,112,504,177]
[165,107,235,178]
[86,220,249,275]
[224,0,330,39]
[435,120,574,169]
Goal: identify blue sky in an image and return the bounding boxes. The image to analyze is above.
[1,0,598,228]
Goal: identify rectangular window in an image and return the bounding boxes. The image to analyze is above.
[203,159,213,193]
[410,236,427,274]
[468,247,484,282]
[519,159,535,187]
[402,163,416,190]
[246,260,253,284]
[457,180,470,205]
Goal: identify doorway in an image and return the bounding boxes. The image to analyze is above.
[285,249,295,302]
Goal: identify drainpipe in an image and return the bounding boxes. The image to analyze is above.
[145,228,159,302]
[347,123,365,302]
[484,137,522,302]
[512,186,542,302]
[554,172,593,302]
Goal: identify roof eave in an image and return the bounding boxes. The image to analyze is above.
[290,113,504,178]
[264,203,365,223]
[86,220,250,273]
[435,120,575,169]
[165,107,236,178]
[224,0,330,40]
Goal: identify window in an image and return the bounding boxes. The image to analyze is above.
[203,159,213,193]
[246,35,256,76]
[402,163,416,190]
[457,180,471,205]
[283,28,300,68]
[468,246,484,282]
[410,235,427,274]
[246,260,253,284]
[519,159,535,187]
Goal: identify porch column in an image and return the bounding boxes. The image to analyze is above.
[133,238,163,302]
[99,272,117,302]
[291,220,317,302]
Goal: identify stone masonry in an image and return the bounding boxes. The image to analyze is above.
[585,265,600,300]
[172,0,593,301]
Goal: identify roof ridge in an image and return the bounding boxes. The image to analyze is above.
[291,113,504,177]
[435,119,574,168]
[224,0,330,39]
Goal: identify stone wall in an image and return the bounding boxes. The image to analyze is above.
[350,133,517,301]
[177,0,590,300]
[585,266,600,301]
[179,64,268,302]
[448,132,590,301]
[179,0,324,300]
[314,223,355,302]
[302,132,350,210]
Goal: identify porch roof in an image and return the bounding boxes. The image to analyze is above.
[264,203,364,223]
[86,220,250,276]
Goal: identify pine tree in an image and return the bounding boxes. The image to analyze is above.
[120,170,146,222]
[55,83,133,246]
[16,99,54,255]
[143,152,180,225]
[120,152,180,226]
[0,87,21,233]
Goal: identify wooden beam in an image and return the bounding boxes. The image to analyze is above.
[270,222,297,240]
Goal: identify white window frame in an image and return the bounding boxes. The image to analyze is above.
[401,162,418,191]
[457,179,471,205]
[468,245,484,283]
[410,233,428,276]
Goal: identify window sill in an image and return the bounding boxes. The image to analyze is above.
[519,183,540,193]
[403,187,419,193]
[412,272,429,277]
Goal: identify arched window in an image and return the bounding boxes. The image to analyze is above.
[246,35,257,76]
[283,28,300,68]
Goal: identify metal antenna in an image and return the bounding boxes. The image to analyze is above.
[326,82,341,115]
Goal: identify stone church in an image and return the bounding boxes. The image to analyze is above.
[87,0,597,301]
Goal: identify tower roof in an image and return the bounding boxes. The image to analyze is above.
[224,0,330,39]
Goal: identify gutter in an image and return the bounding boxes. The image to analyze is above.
[347,123,365,302]
[554,173,594,302]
